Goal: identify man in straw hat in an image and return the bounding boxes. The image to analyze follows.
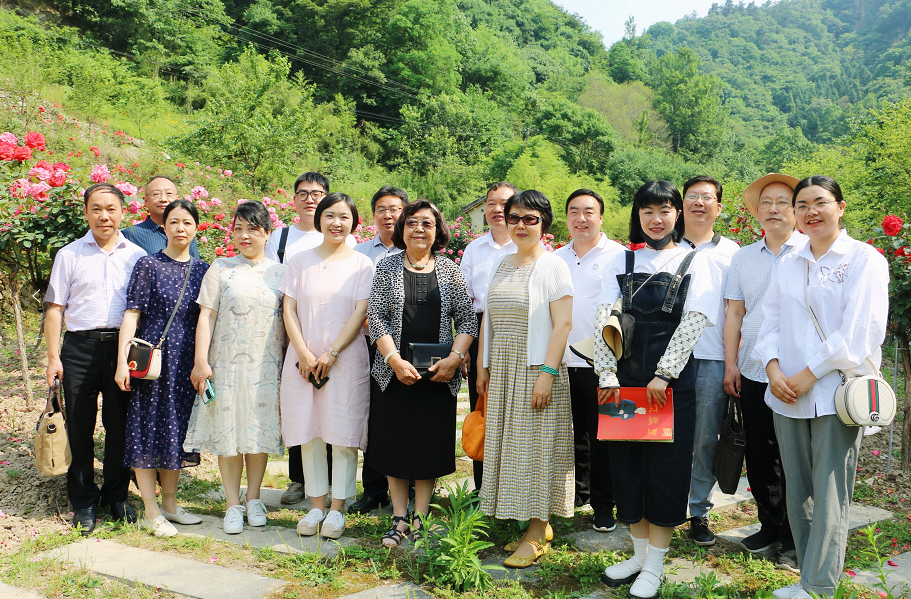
[723,173,807,572]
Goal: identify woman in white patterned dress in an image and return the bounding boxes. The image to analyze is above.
[186,201,286,535]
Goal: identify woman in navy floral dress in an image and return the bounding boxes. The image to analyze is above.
[116,200,209,537]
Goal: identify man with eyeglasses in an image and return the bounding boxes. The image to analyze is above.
[679,175,740,547]
[123,175,201,258]
[264,172,356,264]
[723,173,806,572]
[349,185,409,514]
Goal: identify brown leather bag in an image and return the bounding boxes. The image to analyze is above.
[461,392,486,461]
[35,379,71,476]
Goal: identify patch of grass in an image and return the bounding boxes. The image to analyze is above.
[845,518,911,571]
[714,551,798,596]
[6,469,20,479]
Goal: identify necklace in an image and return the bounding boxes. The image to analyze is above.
[405,251,432,270]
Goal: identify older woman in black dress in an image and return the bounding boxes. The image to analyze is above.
[367,199,477,547]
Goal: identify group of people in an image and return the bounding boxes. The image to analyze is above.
[43,168,886,599]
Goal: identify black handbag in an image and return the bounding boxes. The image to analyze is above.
[713,394,746,495]
[407,342,452,378]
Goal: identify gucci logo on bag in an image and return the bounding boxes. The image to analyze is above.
[870,412,880,422]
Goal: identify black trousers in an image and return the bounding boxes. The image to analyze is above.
[60,332,131,510]
[568,367,613,511]
[741,376,794,550]
[465,312,484,491]
[359,335,388,497]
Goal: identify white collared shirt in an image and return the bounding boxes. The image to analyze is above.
[555,234,626,367]
[685,233,740,361]
[355,235,402,266]
[752,230,889,418]
[44,231,146,331]
[460,232,516,313]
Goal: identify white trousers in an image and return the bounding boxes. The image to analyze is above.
[300,438,358,500]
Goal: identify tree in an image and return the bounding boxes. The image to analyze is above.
[529,95,619,178]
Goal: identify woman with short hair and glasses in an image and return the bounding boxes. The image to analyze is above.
[753,176,888,599]
[475,190,575,568]
[366,199,477,547]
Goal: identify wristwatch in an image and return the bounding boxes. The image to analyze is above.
[330,348,340,357]
[451,349,465,360]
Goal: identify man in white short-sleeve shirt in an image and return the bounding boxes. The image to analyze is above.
[554,189,625,532]
[680,175,740,547]
[44,183,146,534]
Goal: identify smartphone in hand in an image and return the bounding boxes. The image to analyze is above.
[203,379,215,404]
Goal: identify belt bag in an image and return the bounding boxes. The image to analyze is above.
[35,378,71,476]
[128,260,194,380]
[407,342,452,378]
[804,261,896,426]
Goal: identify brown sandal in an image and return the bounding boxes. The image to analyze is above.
[381,515,409,548]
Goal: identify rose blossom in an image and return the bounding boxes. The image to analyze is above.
[883,215,903,236]
[90,164,111,184]
[24,132,46,151]
[0,132,17,145]
[190,186,209,200]
[0,143,15,160]
[27,181,52,201]
[12,146,32,161]
[115,182,138,196]
[48,170,67,187]
[29,166,50,181]
[10,179,30,199]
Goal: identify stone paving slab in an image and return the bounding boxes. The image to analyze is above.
[482,557,536,582]
[0,581,43,599]
[568,525,633,553]
[172,513,356,556]
[854,551,911,597]
[40,539,286,599]
[335,582,433,599]
[717,504,894,548]
[700,477,753,515]
[665,557,733,585]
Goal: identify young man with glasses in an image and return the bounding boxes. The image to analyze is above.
[349,186,409,514]
[724,173,805,572]
[123,175,201,259]
[265,172,355,264]
[680,175,740,546]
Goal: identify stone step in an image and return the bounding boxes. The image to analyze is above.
[40,539,286,599]
[200,486,385,515]
[0,581,43,599]
[717,504,895,549]
[335,582,432,599]
[698,477,753,515]
[853,550,911,596]
[665,557,733,585]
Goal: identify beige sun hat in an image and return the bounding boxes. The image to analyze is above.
[742,173,800,218]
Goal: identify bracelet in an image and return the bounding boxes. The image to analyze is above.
[383,350,400,364]
[450,349,465,361]
[540,364,559,377]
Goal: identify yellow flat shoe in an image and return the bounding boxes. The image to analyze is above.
[503,539,548,568]
[504,523,553,552]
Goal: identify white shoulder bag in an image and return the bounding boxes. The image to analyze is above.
[804,260,896,426]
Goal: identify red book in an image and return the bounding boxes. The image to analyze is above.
[596,387,674,442]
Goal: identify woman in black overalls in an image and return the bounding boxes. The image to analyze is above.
[593,181,714,599]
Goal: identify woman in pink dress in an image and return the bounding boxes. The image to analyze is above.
[280,193,374,540]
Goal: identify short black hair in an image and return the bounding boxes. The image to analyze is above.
[628,180,685,244]
[792,175,844,206]
[314,192,359,234]
[682,175,722,200]
[566,188,605,215]
[83,183,125,207]
[233,200,273,232]
[371,185,409,212]
[392,199,450,253]
[145,174,176,190]
[505,189,554,235]
[488,181,519,196]
[293,171,329,194]
[163,199,199,225]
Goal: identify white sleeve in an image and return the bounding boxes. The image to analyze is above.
[752,263,783,369]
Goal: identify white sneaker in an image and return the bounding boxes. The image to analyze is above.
[141,514,178,538]
[319,510,345,539]
[297,508,325,536]
[223,504,245,534]
[245,498,267,527]
[160,506,203,525]
[773,583,811,599]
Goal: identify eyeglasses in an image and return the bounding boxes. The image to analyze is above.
[795,199,837,214]
[405,218,435,229]
[295,190,326,201]
[148,190,176,200]
[506,214,543,226]
[684,193,717,203]
[758,199,793,210]
[376,207,403,217]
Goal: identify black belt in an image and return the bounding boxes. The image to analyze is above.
[70,329,119,342]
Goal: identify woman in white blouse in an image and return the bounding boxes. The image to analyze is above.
[753,176,888,599]
[594,181,719,599]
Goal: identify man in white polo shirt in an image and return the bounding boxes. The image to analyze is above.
[681,175,740,546]
[554,188,625,532]
[459,181,518,492]
[45,183,146,534]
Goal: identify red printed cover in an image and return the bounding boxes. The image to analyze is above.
[596,387,674,442]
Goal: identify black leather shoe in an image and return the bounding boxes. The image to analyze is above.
[348,493,390,514]
[109,501,137,524]
[72,505,97,535]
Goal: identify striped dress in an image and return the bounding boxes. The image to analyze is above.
[480,259,575,521]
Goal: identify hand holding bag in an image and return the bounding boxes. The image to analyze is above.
[804,261,896,426]
[35,378,71,476]
[128,260,193,380]
[713,394,746,494]
[406,342,453,378]
[462,392,486,461]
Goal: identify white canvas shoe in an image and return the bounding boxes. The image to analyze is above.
[319,510,345,539]
[160,506,203,525]
[245,499,267,527]
[297,508,325,536]
[223,504,245,535]
[141,514,178,538]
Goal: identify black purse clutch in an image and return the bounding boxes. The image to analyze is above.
[407,343,452,378]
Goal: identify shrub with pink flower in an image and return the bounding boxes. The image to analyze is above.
[90,164,111,183]
[115,182,138,197]
[191,185,209,200]
[9,178,30,199]
[27,181,51,201]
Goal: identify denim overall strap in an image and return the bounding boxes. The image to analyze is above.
[661,251,697,313]
[622,250,636,312]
